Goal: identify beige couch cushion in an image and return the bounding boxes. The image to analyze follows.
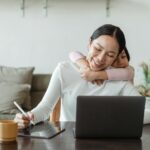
[0,66,34,110]
[0,82,30,113]
[30,74,51,108]
[0,66,34,84]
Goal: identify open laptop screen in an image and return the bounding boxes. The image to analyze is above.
[75,96,145,138]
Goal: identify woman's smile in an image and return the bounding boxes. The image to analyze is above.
[91,58,105,70]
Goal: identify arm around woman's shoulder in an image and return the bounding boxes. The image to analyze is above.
[69,51,85,63]
[105,65,134,81]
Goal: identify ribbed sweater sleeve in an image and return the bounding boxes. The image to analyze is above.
[31,64,61,124]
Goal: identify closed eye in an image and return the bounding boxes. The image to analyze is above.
[121,56,127,59]
[94,46,101,51]
[107,53,115,58]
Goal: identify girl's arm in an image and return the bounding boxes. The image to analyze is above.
[69,51,134,83]
[80,66,134,82]
[80,69,108,81]
[69,51,85,63]
[106,66,134,82]
[69,51,89,69]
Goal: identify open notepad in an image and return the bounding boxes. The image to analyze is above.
[18,121,65,139]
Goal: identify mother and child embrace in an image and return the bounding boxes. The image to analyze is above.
[15,24,150,128]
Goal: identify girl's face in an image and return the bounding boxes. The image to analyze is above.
[112,50,129,68]
[87,35,119,71]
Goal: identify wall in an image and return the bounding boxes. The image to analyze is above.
[0,0,150,85]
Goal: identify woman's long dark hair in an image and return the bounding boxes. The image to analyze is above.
[90,24,126,54]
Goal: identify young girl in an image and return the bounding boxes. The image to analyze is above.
[69,47,134,84]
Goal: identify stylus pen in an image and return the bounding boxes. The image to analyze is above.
[13,101,35,125]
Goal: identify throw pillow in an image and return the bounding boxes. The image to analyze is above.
[0,66,34,84]
[0,66,34,110]
[0,82,30,113]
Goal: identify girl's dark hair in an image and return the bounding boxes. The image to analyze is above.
[124,46,130,61]
[90,24,126,54]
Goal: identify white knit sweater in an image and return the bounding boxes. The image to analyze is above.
[31,61,150,124]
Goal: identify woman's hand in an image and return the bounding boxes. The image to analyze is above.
[14,112,34,129]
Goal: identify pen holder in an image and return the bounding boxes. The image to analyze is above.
[0,120,18,144]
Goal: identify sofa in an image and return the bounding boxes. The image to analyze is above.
[0,65,61,122]
[0,74,51,120]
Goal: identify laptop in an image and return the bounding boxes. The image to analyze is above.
[74,96,145,138]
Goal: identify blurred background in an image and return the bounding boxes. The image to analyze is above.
[0,0,149,86]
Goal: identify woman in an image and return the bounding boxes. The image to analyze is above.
[15,24,147,128]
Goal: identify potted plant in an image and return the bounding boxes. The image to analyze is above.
[136,61,150,97]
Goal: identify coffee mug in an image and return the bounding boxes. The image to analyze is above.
[0,120,18,143]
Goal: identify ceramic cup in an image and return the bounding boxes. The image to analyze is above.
[0,120,18,143]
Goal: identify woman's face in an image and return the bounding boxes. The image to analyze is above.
[112,50,129,68]
[87,35,119,71]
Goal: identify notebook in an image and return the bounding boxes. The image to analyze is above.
[74,96,145,138]
[18,121,65,139]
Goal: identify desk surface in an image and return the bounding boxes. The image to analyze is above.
[1,122,150,150]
